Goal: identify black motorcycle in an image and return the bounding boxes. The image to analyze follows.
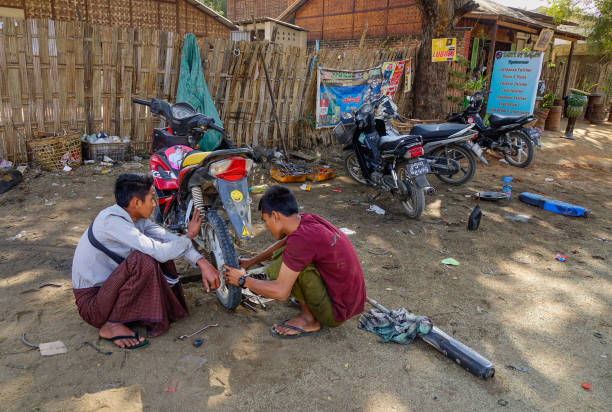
[448,90,540,168]
[334,97,433,219]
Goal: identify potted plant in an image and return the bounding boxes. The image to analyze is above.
[564,90,588,139]
[534,93,555,129]
[544,92,563,131]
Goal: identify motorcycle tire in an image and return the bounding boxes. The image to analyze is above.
[202,209,242,310]
[432,144,476,186]
[504,130,534,168]
[396,163,425,219]
[344,152,368,185]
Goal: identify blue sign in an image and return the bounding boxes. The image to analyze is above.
[486,51,544,116]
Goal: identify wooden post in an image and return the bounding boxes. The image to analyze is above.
[562,40,575,98]
[486,19,498,79]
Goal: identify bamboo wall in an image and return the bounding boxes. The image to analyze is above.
[0,16,419,162]
[290,0,422,42]
[227,0,294,22]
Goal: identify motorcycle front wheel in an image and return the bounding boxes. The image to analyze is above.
[504,130,534,168]
[344,152,368,185]
[201,209,242,310]
[396,164,425,219]
[432,144,476,185]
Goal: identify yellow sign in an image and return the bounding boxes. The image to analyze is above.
[230,190,243,202]
[432,38,457,62]
[242,226,250,237]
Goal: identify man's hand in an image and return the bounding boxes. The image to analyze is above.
[222,265,246,287]
[238,258,252,270]
[197,258,220,292]
[186,209,203,239]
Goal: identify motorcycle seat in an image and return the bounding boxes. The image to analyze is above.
[379,134,422,152]
[489,114,530,128]
[410,123,467,140]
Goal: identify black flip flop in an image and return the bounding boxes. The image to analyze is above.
[99,334,149,349]
[269,321,321,339]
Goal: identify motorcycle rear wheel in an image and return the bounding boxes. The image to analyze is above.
[504,130,534,168]
[344,152,368,185]
[396,164,425,219]
[202,210,242,310]
[432,144,476,186]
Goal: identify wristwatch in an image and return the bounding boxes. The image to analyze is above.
[237,274,248,288]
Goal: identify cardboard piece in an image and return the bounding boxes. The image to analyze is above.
[39,341,67,356]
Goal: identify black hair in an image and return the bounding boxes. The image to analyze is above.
[114,172,154,207]
[258,185,299,217]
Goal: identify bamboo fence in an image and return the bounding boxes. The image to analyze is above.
[0,16,418,163]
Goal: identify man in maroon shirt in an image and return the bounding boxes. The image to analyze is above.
[223,185,366,338]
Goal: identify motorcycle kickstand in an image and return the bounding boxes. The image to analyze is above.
[367,188,385,203]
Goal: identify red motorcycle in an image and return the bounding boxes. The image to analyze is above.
[133,98,255,309]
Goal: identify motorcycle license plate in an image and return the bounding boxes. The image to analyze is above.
[407,159,430,177]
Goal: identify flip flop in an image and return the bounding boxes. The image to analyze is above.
[269,320,321,339]
[99,333,149,349]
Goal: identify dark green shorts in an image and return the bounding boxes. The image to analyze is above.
[265,248,342,328]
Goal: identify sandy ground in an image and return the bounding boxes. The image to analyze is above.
[0,119,610,412]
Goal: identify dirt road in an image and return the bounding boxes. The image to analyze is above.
[1,120,610,411]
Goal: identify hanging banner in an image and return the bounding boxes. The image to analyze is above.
[404,57,412,93]
[316,67,382,128]
[432,38,457,62]
[486,51,544,116]
[381,60,406,97]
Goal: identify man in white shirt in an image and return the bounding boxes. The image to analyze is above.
[72,173,219,349]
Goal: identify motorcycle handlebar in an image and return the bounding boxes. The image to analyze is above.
[132,98,151,106]
[208,122,229,136]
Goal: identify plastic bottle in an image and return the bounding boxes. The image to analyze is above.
[501,177,513,199]
[249,184,269,194]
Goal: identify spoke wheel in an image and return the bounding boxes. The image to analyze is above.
[504,130,534,168]
[344,152,368,185]
[433,144,476,186]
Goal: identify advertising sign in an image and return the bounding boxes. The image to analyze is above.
[432,38,457,62]
[486,51,544,116]
[381,60,406,97]
[316,67,382,128]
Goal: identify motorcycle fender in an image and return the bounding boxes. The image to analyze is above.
[414,174,431,189]
[522,127,542,148]
[214,178,253,239]
[460,141,488,165]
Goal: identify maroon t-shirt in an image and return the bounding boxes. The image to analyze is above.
[282,214,366,322]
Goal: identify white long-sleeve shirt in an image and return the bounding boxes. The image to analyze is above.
[72,204,202,289]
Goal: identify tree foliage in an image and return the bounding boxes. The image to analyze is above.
[200,0,226,16]
[546,0,612,58]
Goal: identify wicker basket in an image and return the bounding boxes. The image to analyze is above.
[27,131,82,171]
[83,141,131,162]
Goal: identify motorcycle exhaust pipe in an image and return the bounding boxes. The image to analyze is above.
[424,186,435,196]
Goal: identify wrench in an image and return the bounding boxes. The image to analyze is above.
[178,323,218,340]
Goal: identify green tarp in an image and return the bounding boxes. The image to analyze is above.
[176,33,223,151]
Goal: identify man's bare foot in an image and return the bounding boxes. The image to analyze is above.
[273,301,320,336]
[99,322,145,348]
